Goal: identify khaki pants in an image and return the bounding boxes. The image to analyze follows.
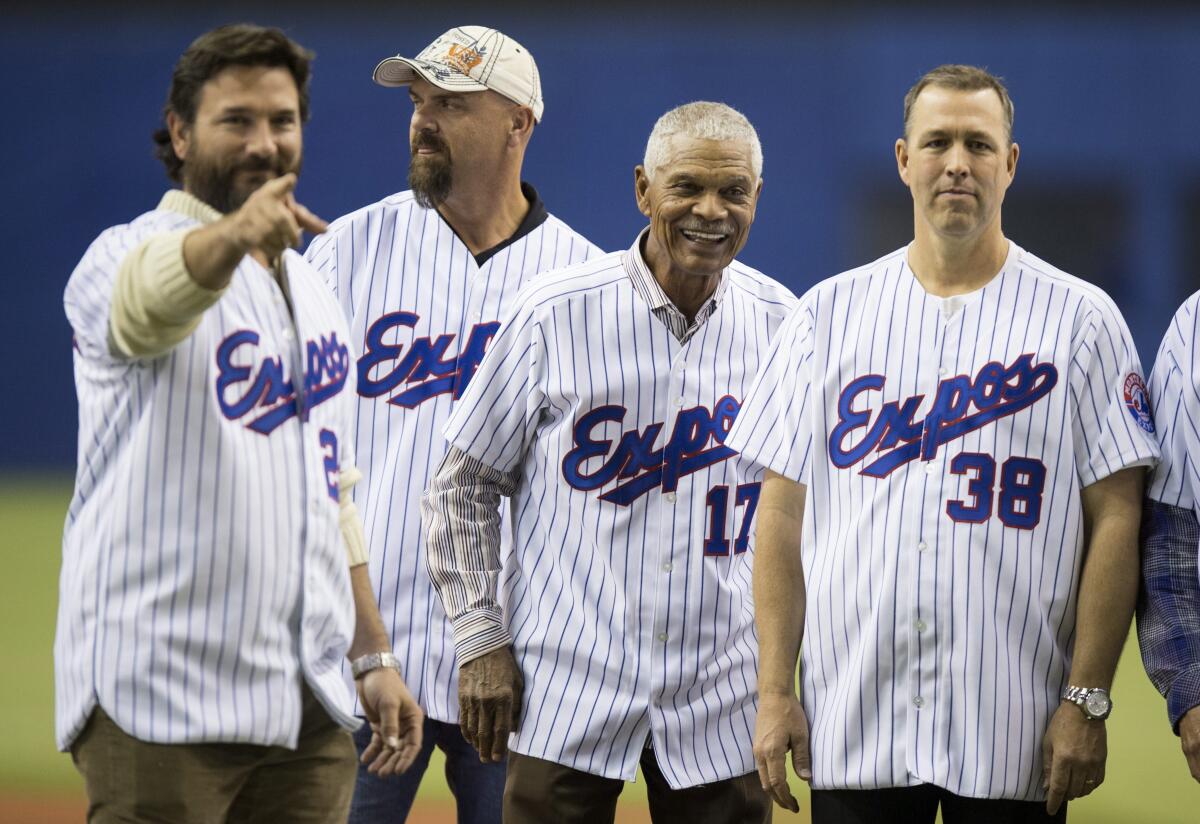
[503,749,771,824]
[71,685,357,824]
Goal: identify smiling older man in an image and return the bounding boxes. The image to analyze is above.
[422,101,796,823]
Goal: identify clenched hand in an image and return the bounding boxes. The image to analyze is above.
[459,646,523,762]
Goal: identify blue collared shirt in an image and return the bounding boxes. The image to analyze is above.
[1137,498,1200,731]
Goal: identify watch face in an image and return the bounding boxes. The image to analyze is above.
[1084,690,1111,717]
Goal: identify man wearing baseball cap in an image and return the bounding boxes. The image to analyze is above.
[304,25,601,824]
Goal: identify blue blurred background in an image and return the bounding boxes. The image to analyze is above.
[3,3,1199,468]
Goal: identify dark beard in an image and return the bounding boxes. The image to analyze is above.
[185,153,298,214]
[409,134,453,209]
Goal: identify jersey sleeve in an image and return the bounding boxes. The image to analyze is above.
[1069,297,1160,488]
[1147,297,1200,509]
[302,227,339,294]
[725,302,816,484]
[442,289,546,474]
[63,226,142,363]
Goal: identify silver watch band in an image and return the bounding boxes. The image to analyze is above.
[350,651,401,680]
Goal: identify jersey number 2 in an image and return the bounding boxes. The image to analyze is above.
[946,453,1046,529]
[704,482,762,556]
[319,429,339,502]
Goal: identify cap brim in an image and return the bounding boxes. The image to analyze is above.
[372,56,490,92]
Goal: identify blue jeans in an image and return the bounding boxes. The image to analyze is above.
[348,717,505,824]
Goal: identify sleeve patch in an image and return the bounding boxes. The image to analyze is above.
[1124,372,1155,433]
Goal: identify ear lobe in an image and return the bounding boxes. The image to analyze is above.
[509,106,535,147]
[895,138,910,184]
[633,166,652,217]
[167,111,191,162]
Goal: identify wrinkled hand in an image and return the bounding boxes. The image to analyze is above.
[1042,702,1106,814]
[459,647,523,762]
[753,692,811,813]
[357,667,423,777]
[227,173,327,260]
[1180,706,1200,782]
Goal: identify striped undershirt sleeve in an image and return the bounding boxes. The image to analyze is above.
[422,446,520,665]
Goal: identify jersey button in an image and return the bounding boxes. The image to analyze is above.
[662,562,673,572]
[917,541,928,552]
[913,696,925,708]
[924,462,937,474]
[657,632,668,642]
[282,326,293,340]
[674,397,685,407]
[914,619,927,633]
[938,366,949,376]
[664,492,677,504]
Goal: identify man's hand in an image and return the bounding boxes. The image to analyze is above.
[1042,702,1106,814]
[226,173,327,261]
[357,667,423,777]
[459,647,523,762]
[1180,706,1200,782]
[753,692,811,813]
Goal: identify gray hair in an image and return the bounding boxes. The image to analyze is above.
[643,101,763,181]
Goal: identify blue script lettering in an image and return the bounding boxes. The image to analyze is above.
[829,354,1058,477]
[216,329,350,434]
[357,312,501,408]
[562,396,741,506]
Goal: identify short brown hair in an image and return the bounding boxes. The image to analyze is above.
[152,24,314,182]
[903,64,1014,143]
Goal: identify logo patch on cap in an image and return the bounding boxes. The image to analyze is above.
[445,43,485,74]
[1123,372,1154,433]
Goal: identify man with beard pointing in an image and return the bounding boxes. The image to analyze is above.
[304,26,601,824]
[58,24,423,821]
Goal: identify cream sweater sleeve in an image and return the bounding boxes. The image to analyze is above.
[108,230,228,359]
[340,464,369,567]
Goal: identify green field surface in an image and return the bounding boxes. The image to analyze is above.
[3,475,1196,821]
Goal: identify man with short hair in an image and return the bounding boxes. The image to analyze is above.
[303,26,601,823]
[422,101,793,823]
[57,24,422,822]
[728,64,1157,823]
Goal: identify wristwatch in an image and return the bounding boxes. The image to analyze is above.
[1060,685,1112,720]
[350,651,402,680]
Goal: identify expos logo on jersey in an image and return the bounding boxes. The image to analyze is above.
[827,353,1154,529]
[562,397,758,555]
[357,311,500,408]
[215,329,351,435]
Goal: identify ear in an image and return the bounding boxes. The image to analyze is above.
[167,110,191,163]
[508,105,535,147]
[1006,140,1020,181]
[633,165,652,218]
[745,176,764,221]
[895,138,910,186]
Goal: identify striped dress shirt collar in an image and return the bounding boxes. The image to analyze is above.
[621,227,728,343]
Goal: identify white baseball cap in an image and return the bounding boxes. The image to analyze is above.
[373,26,544,122]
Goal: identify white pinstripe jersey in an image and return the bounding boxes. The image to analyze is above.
[303,189,600,722]
[1147,292,1200,533]
[438,236,797,788]
[57,192,360,751]
[725,241,1158,800]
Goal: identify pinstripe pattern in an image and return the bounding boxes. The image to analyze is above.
[57,193,361,751]
[303,190,600,723]
[430,236,797,788]
[1147,291,1200,521]
[726,242,1159,800]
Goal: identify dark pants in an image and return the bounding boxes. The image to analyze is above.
[348,717,505,824]
[71,685,357,824]
[811,785,1067,824]
[503,749,771,824]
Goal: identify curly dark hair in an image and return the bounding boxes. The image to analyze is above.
[152,24,314,182]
